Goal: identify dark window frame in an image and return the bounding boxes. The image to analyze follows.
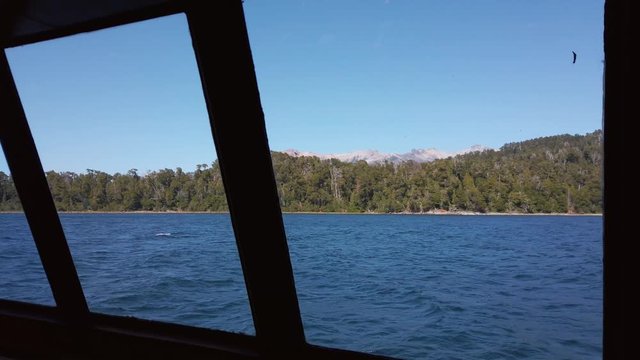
[1,0,630,358]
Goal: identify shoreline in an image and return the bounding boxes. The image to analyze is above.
[0,210,602,216]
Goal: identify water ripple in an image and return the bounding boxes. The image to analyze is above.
[1,213,602,359]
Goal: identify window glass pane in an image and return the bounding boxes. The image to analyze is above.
[245,1,603,358]
[0,154,55,305]
[5,14,253,334]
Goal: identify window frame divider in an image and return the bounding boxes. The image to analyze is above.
[0,51,89,324]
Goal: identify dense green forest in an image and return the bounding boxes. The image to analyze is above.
[0,131,602,213]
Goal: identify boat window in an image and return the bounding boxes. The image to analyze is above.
[0,154,55,305]
[244,1,603,358]
[4,14,254,334]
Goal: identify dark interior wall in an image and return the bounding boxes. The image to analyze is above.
[603,1,632,359]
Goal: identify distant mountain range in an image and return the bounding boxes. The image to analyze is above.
[0,131,601,213]
[282,145,491,164]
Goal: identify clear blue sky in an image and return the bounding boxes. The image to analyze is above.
[2,0,604,174]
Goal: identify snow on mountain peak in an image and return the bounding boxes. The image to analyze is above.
[282,145,491,164]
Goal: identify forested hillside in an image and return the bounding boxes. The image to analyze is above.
[0,131,602,213]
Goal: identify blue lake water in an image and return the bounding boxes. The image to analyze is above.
[1,213,602,359]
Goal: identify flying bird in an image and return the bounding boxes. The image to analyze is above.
[572,51,577,64]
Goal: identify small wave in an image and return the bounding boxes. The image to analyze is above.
[155,232,172,237]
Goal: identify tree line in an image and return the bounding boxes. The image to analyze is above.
[0,131,602,214]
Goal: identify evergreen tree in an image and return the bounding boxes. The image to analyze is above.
[0,131,602,214]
